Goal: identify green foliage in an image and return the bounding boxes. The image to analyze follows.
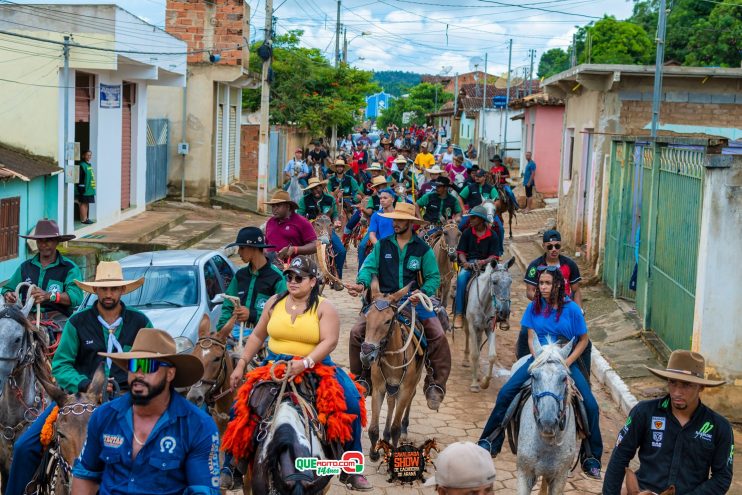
[243,30,379,136]
[376,82,453,129]
[680,0,742,67]
[537,48,570,78]
[576,16,654,65]
[371,71,422,97]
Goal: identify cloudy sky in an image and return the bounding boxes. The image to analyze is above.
[28,0,636,76]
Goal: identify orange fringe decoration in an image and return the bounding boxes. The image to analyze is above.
[222,358,367,464]
[39,406,59,448]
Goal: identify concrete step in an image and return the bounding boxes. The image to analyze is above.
[148,220,221,250]
[212,190,259,213]
[73,211,187,246]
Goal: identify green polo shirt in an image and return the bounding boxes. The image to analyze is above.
[1,251,84,312]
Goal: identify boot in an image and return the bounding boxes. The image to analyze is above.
[453,314,464,329]
[219,466,244,490]
[420,317,451,411]
[340,472,373,491]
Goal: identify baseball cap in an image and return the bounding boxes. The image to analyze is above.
[283,256,319,279]
[424,442,496,488]
[543,229,561,243]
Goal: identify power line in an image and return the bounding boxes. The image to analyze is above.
[475,0,600,18]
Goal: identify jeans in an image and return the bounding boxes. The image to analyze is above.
[7,403,56,494]
[503,184,519,209]
[357,233,371,269]
[345,209,362,235]
[454,266,474,315]
[479,356,602,462]
[516,327,592,379]
[329,230,346,279]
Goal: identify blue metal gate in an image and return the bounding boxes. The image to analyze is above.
[146,119,169,203]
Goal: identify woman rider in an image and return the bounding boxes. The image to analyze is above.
[477,266,603,479]
[226,256,371,491]
[359,188,396,268]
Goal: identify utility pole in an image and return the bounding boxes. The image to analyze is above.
[528,49,535,95]
[62,35,72,234]
[330,0,341,160]
[453,73,459,143]
[342,26,348,64]
[257,0,273,211]
[502,39,512,160]
[571,33,577,67]
[482,52,488,141]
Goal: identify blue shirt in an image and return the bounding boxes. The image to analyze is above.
[72,392,220,495]
[368,211,395,240]
[521,298,586,345]
[283,159,309,176]
[523,160,536,186]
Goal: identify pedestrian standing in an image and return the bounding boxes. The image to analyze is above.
[77,150,96,224]
[523,151,537,213]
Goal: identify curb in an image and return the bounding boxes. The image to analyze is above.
[509,239,639,417]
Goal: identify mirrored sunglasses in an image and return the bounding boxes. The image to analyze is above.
[537,265,560,273]
[128,358,173,374]
[545,243,561,251]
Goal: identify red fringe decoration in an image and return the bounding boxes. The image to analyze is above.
[222,358,367,464]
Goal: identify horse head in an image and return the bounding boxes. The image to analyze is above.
[481,201,497,223]
[489,257,515,328]
[187,314,231,408]
[359,279,410,368]
[440,224,461,262]
[0,295,38,395]
[312,214,333,245]
[528,339,574,438]
[624,468,676,495]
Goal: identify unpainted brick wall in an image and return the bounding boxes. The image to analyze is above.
[620,100,742,134]
[240,124,259,183]
[165,0,244,65]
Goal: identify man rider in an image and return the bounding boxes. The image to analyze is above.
[307,140,329,175]
[297,177,347,279]
[345,202,451,411]
[418,165,444,196]
[490,155,519,209]
[263,190,318,263]
[452,206,503,330]
[218,227,287,341]
[415,177,462,225]
[457,168,504,233]
[603,351,733,494]
[6,261,152,494]
[283,147,309,189]
[328,158,363,243]
[356,175,389,268]
[1,219,83,323]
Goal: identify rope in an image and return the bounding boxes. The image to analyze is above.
[15,282,40,329]
[267,360,314,444]
[380,293,433,370]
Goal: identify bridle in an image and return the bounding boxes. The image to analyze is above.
[435,223,459,261]
[191,336,232,404]
[531,360,571,432]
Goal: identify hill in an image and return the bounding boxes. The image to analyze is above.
[371,71,422,97]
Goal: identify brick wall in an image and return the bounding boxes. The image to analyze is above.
[620,100,742,135]
[165,0,245,65]
[240,124,259,183]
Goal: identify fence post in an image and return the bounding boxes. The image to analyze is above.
[641,142,662,329]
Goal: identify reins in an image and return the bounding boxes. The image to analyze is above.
[265,360,318,446]
[193,337,233,404]
[377,293,433,370]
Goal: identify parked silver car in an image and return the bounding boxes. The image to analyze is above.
[80,250,237,351]
[433,143,474,168]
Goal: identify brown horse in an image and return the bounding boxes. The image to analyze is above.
[624,468,675,495]
[312,215,343,291]
[186,315,234,435]
[360,279,425,461]
[431,223,461,310]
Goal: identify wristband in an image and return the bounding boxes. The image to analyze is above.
[293,246,299,255]
[302,359,309,370]
[306,356,315,369]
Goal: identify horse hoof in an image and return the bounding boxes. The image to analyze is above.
[369,451,380,462]
[480,379,491,390]
[462,360,470,368]
[470,384,481,393]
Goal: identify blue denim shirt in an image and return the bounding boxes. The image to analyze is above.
[72,392,220,495]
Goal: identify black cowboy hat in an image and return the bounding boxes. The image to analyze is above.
[433,176,451,187]
[360,129,369,134]
[489,154,502,163]
[20,219,75,242]
[226,226,275,249]
[468,165,480,173]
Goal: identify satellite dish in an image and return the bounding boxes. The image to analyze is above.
[469,56,484,72]
[495,72,509,89]
[441,65,453,75]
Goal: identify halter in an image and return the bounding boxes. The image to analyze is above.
[531,367,571,432]
[192,337,232,403]
[435,223,459,259]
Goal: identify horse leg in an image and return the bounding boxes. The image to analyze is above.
[383,393,395,442]
[480,328,501,390]
[469,323,481,392]
[462,319,471,367]
[368,368,385,462]
[516,470,537,495]
[547,474,570,495]
[401,397,414,441]
[509,210,514,239]
[391,361,424,447]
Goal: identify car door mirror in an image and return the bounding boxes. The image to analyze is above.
[210,293,225,305]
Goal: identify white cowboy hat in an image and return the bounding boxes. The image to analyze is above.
[74,261,144,295]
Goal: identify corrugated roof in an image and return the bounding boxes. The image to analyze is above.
[509,92,564,109]
[0,142,61,181]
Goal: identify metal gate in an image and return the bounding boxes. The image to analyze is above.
[146,119,169,203]
[604,139,705,350]
[121,84,133,210]
[228,105,237,182]
[268,127,286,191]
[215,104,224,187]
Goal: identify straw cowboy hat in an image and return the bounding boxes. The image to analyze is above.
[380,138,391,145]
[427,165,444,174]
[302,176,328,191]
[380,202,425,224]
[647,350,725,387]
[20,219,75,242]
[420,141,429,149]
[369,176,388,188]
[394,155,408,165]
[329,158,347,172]
[75,261,144,295]
[366,162,383,172]
[262,190,298,209]
[99,329,204,388]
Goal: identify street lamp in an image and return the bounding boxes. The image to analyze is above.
[343,31,371,64]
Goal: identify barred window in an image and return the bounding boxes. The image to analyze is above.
[0,197,20,261]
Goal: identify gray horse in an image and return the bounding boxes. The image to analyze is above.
[0,294,53,494]
[462,257,514,392]
[514,339,577,495]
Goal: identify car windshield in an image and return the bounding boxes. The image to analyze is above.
[85,266,199,308]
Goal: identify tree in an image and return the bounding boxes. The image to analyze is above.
[372,71,422,97]
[376,82,453,129]
[576,16,654,65]
[684,0,742,67]
[242,30,379,137]
[537,48,570,78]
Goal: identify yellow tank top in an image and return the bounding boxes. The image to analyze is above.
[267,296,325,356]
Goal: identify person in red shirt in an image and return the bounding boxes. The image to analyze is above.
[489,155,519,209]
[263,191,318,263]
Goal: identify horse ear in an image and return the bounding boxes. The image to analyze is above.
[87,363,108,403]
[490,258,499,269]
[215,314,233,341]
[370,276,381,300]
[624,468,640,495]
[506,257,515,270]
[389,282,413,303]
[560,339,574,361]
[20,295,35,318]
[198,314,211,337]
[532,336,543,357]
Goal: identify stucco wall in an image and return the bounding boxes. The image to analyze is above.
[531,106,563,197]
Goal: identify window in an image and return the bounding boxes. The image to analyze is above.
[203,261,220,301]
[0,197,20,261]
[211,255,233,289]
[84,266,199,308]
[563,128,575,180]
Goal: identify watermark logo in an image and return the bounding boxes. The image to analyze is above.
[694,421,714,442]
[294,451,364,476]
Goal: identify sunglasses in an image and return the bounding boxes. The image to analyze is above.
[545,243,561,251]
[285,273,308,283]
[537,265,560,273]
[128,358,173,374]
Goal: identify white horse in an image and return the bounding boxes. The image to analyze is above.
[462,257,514,392]
[514,340,578,495]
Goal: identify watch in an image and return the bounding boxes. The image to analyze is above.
[50,292,58,303]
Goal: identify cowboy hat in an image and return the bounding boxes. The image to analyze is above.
[394,155,408,164]
[489,154,502,163]
[329,158,347,172]
[366,162,383,172]
[379,202,425,224]
[427,165,444,174]
[262,190,299,209]
[370,176,388,188]
[75,261,145,295]
[226,226,275,249]
[420,142,429,149]
[468,205,491,223]
[433,176,452,187]
[302,176,328,191]
[647,350,725,387]
[99,329,204,388]
[380,138,391,145]
[20,219,75,242]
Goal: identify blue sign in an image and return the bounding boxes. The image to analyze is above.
[492,95,507,109]
[100,84,121,109]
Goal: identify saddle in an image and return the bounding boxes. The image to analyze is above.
[499,380,591,456]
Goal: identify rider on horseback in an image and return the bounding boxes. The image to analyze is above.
[224,256,371,491]
[478,266,603,479]
[6,261,152,494]
[328,158,362,242]
[418,165,444,196]
[458,168,504,232]
[356,175,390,268]
[415,176,462,227]
[218,227,287,342]
[452,205,504,330]
[490,155,519,210]
[346,203,452,411]
[263,190,318,263]
[297,177,347,279]
[0,219,83,325]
